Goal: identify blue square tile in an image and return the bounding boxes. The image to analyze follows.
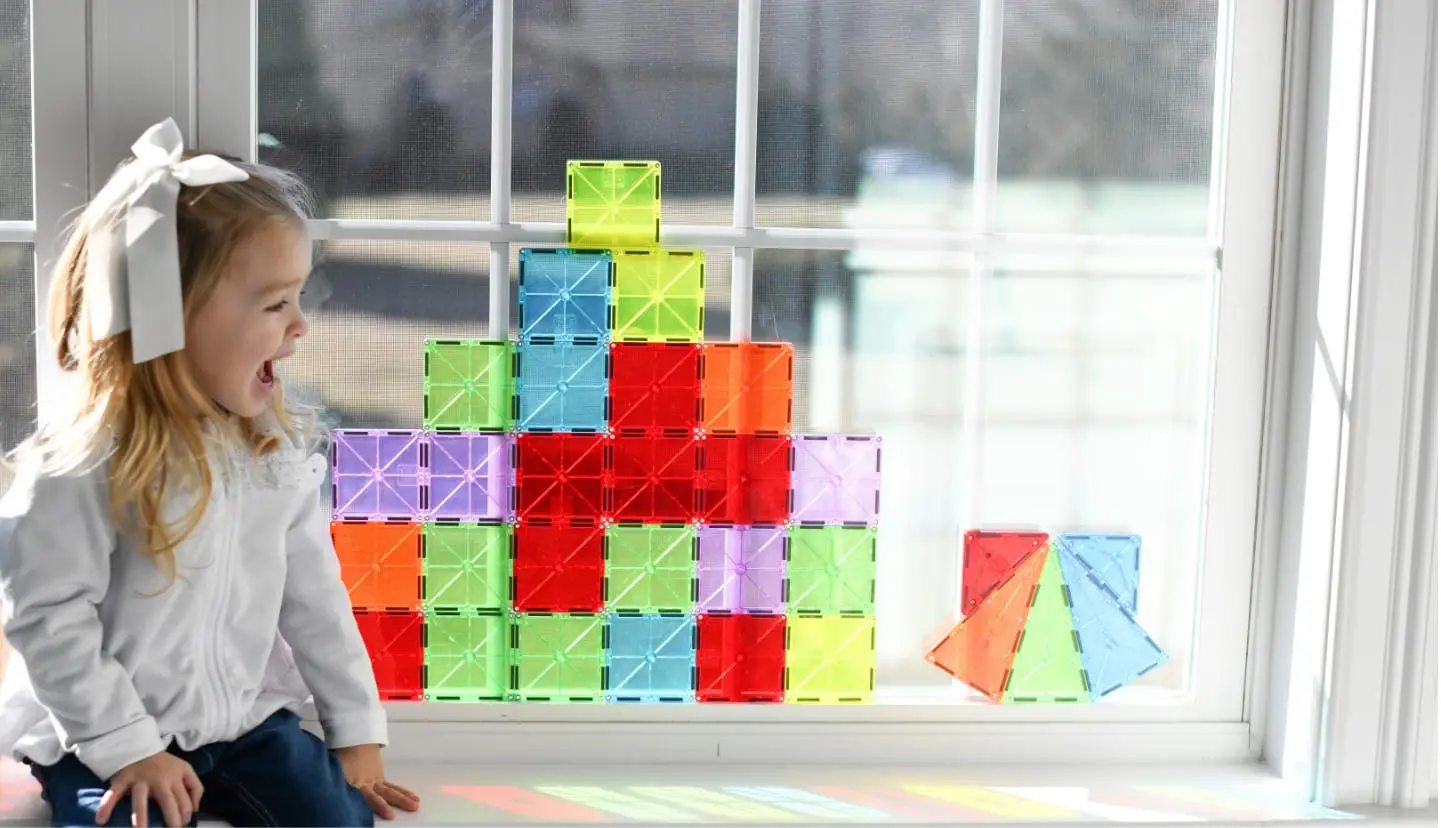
[606,614,696,702]
[1056,533,1141,613]
[519,248,612,341]
[516,340,609,432]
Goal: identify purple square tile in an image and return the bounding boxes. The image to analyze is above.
[332,430,424,520]
[697,525,786,613]
[791,434,881,525]
[426,433,512,521]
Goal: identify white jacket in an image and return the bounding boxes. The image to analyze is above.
[0,421,387,781]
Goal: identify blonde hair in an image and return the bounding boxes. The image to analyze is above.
[20,151,318,583]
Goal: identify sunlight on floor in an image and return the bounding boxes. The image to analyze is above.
[1,756,1368,825]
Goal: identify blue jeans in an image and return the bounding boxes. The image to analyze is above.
[28,710,373,827]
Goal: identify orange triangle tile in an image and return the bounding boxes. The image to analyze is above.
[926,546,1048,700]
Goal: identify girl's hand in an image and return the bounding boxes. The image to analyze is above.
[96,751,204,828]
[334,744,421,819]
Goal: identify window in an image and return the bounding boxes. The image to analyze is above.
[0,0,34,457]
[235,0,1271,722]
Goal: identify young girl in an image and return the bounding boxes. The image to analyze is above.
[0,119,421,827]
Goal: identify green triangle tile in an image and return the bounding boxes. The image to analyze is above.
[1003,546,1089,703]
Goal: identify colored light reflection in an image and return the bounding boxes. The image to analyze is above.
[1,758,1362,824]
[430,781,1359,823]
[441,785,609,821]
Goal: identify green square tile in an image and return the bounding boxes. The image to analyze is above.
[611,250,705,342]
[424,611,508,701]
[566,161,661,248]
[424,339,514,431]
[423,523,511,613]
[784,615,875,704]
[605,524,696,612]
[785,526,877,614]
[508,613,606,702]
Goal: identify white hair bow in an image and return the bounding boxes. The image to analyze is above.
[86,117,250,363]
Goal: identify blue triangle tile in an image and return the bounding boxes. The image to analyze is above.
[1057,533,1141,613]
[1056,545,1166,701]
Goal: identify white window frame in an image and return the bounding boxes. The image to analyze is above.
[1257,0,1437,809]
[24,0,1299,765]
[10,0,87,420]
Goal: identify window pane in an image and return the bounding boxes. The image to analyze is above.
[756,1,978,229]
[288,242,490,429]
[755,251,1214,699]
[512,0,736,226]
[258,1,493,219]
[997,1,1218,235]
[0,244,34,455]
[970,267,1212,694]
[0,0,31,221]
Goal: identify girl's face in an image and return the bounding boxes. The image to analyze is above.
[184,221,311,419]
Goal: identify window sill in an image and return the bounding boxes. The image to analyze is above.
[358,713,1249,766]
[361,684,1210,726]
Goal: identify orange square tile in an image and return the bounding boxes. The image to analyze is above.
[700,342,794,435]
[331,521,423,611]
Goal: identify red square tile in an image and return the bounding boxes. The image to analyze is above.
[696,613,786,702]
[609,343,702,433]
[960,530,1050,616]
[353,610,423,700]
[697,434,791,524]
[610,434,701,522]
[515,433,610,521]
[513,520,606,612]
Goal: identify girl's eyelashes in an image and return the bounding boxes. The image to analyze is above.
[265,285,306,312]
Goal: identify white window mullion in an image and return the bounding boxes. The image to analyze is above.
[0,222,33,243]
[307,218,1217,259]
[954,0,1004,539]
[728,0,761,342]
[970,0,1004,230]
[195,0,256,162]
[488,0,514,339]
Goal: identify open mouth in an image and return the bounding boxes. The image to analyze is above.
[257,360,275,386]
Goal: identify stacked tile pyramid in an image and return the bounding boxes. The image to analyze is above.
[328,161,882,704]
[926,531,1167,702]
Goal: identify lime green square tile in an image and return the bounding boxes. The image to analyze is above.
[422,523,511,613]
[424,611,508,702]
[605,525,696,612]
[785,526,877,614]
[424,339,514,431]
[611,250,705,342]
[567,161,661,248]
[508,613,606,702]
[784,615,875,704]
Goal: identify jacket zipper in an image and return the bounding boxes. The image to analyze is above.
[208,467,238,738]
